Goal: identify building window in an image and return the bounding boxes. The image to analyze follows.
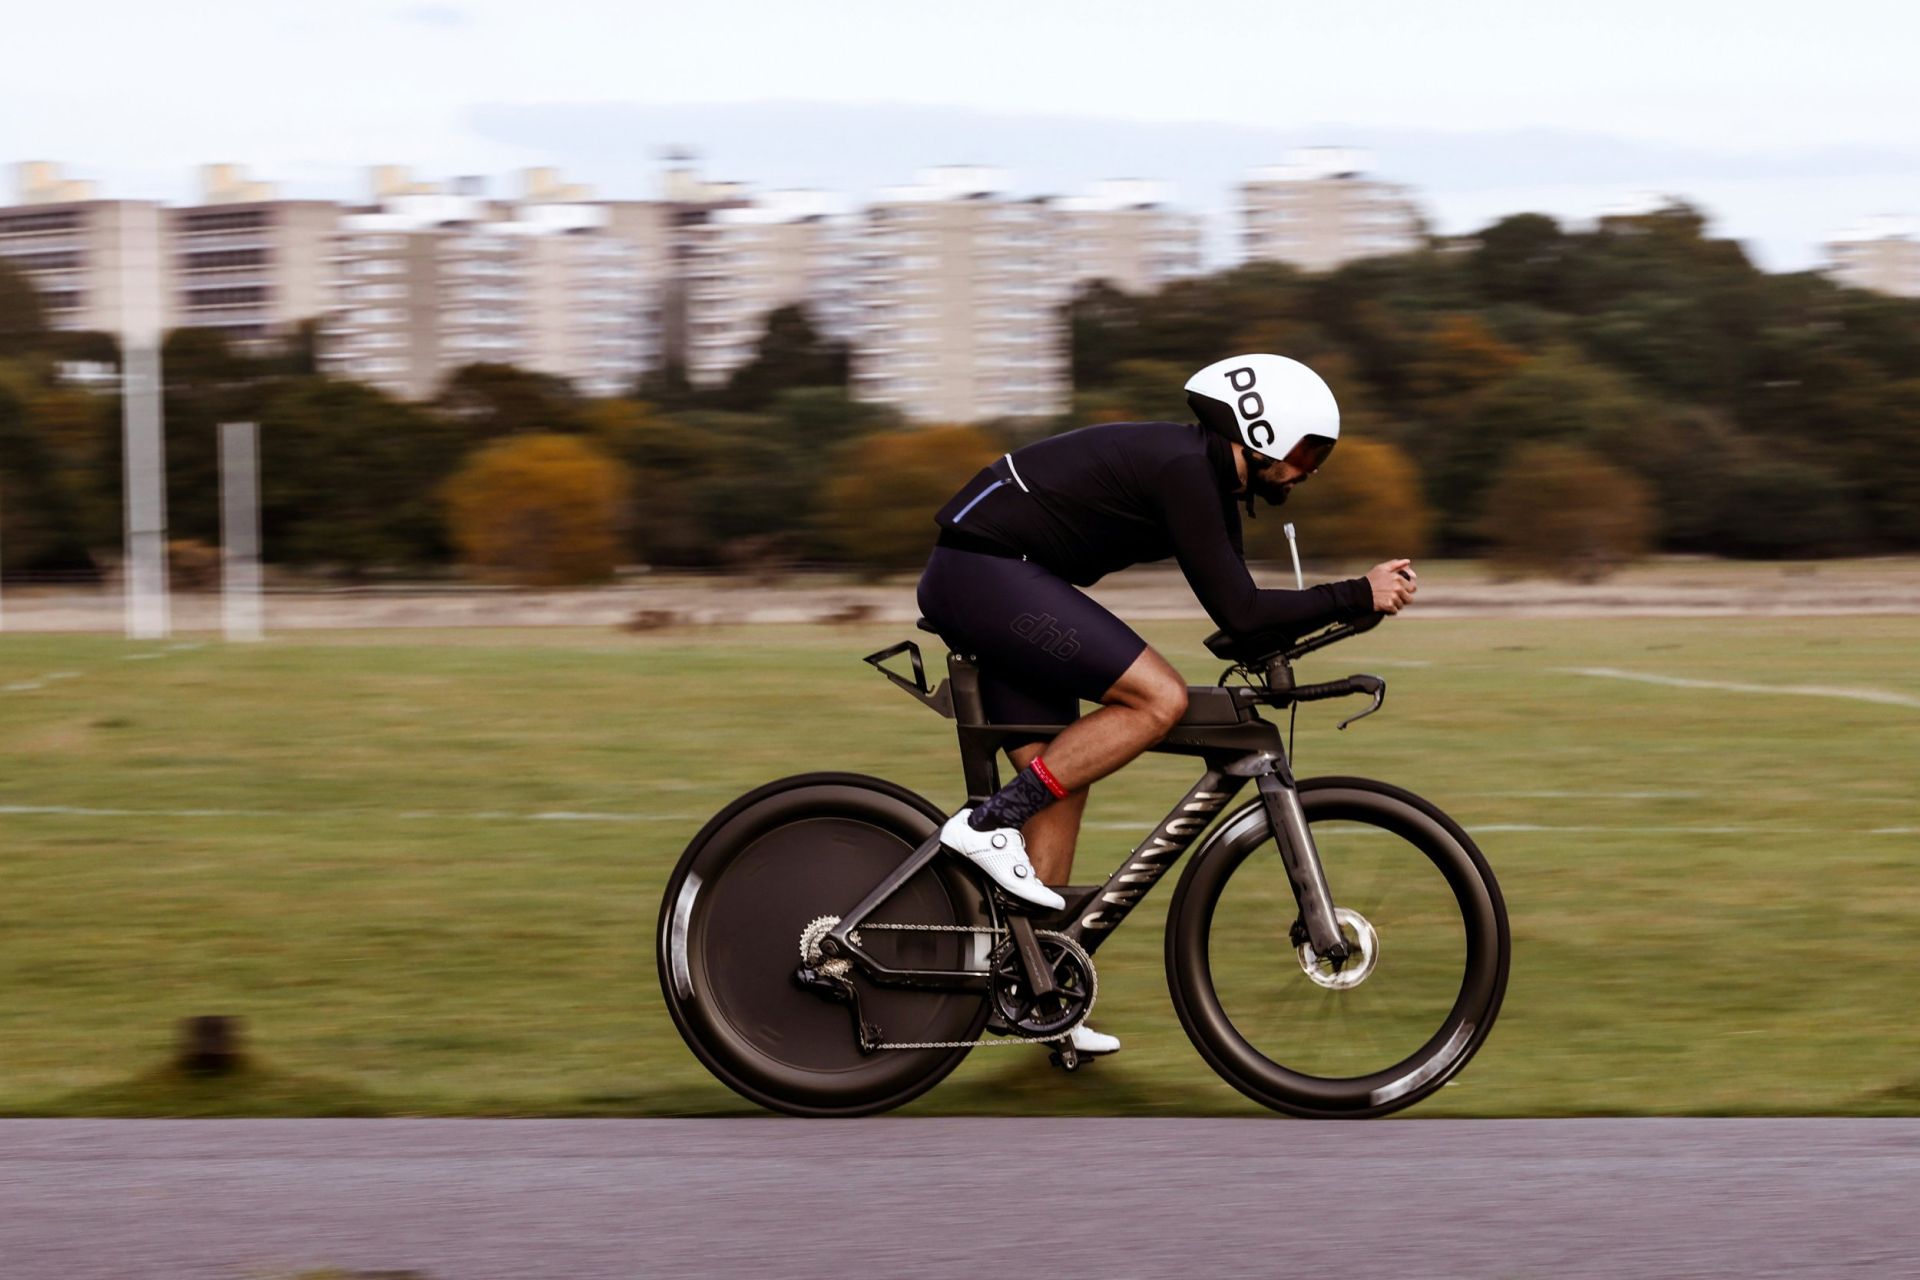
[182,286,269,309]
[0,211,82,235]
[181,248,271,271]
[0,249,82,271]
[180,209,270,234]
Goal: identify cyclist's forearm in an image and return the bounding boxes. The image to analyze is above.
[1185,556,1371,634]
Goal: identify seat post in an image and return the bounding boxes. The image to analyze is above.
[946,653,1001,799]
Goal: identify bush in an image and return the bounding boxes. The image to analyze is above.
[442,434,630,585]
[1244,437,1433,566]
[167,539,221,590]
[1477,442,1653,581]
[1714,458,1864,558]
[817,426,1002,575]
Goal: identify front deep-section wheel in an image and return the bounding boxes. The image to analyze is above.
[1166,776,1509,1118]
[658,772,991,1117]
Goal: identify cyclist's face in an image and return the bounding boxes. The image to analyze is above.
[1248,455,1310,506]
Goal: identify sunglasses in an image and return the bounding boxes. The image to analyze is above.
[1282,434,1337,474]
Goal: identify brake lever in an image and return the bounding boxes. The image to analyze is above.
[1336,675,1387,731]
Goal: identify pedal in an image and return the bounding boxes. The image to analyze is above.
[1049,1044,1082,1073]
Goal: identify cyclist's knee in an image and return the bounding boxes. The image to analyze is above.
[1147,681,1188,735]
[1105,649,1186,735]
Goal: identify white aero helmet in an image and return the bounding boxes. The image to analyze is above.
[1185,354,1340,472]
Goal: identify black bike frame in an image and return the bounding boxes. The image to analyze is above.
[824,645,1350,988]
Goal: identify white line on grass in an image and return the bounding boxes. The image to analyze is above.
[1560,667,1920,709]
[1472,790,1704,800]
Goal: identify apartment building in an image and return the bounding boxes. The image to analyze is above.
[1240,147,1425,272]
[319,170,659,400]
[682,190,850,387]
[170,165,339,351]
[1826,216,1920,298]
[0,162,165,341]
[1055,179,1204,293]
[848,167,1072,424]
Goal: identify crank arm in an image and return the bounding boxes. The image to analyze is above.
[1006,914,1059,998]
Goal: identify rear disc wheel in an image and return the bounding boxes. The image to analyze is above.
[658,773,991,1117]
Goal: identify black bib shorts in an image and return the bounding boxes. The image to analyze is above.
[916,544,1149,734]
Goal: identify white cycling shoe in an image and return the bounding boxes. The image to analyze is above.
[986,1020,1121,1057]
[1067,1024,1121,1056]
[939,809,1065,912]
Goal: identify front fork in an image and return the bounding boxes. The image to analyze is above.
[1256,770,1350,963]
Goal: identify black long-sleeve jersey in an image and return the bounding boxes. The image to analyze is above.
[933,421,1374,637]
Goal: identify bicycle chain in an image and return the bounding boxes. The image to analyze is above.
[801,917,1093,1051]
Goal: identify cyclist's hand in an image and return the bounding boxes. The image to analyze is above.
[1366,559,1418,614]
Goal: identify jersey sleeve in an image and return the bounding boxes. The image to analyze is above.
[1156,453,1373,635]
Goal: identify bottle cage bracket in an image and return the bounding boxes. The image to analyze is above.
[863,640,955,719]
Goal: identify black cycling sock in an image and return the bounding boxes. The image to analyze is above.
[969,762,1063,832]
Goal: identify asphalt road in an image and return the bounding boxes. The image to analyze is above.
[3,1118,1917,1278]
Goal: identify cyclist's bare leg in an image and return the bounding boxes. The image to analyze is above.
[1011,648,1187,886]
[1007,741,1088,885]
[1040,647,1188,786]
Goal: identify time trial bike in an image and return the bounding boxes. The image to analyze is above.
[658,611,1509,1117]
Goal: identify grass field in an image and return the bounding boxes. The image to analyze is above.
[1,613,1917,1117]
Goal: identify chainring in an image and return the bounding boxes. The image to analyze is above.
[989,929,1097,1040]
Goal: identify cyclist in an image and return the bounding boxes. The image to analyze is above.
[918,354,1418,1057]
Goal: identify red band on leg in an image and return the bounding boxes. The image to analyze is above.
[1030,756,1069,799]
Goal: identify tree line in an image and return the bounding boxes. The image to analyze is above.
[3,200,1918,584]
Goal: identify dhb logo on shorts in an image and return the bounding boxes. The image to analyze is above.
[1012,611,1081,660]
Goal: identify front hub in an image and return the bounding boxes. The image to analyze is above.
[1296,907,1379,990]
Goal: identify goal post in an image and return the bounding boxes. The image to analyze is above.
[219,421,263,642]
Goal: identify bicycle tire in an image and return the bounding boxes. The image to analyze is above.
[1165,776,1509,1118]
[657,772,991,1117]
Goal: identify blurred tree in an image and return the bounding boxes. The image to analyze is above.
[257,376,464,571]
[578,397,664,458]
[17,375,120,554]
[443,433,631,585]
[159,327,280,545]
[1068,358,1193,427]
[0,369,97,573]
[1243,438,1433,566]
[1594,405,1751,551]
[1427,346,1657,544]
[1713,457,1865,558]
[434,362,584,440]
[817,426,1001,574]
[617,411,727,567]
[1470,213,1571,310]
[768,386,903,452]
[718,304,849,411]
[1405,313,1527,410]
[634,358,697,413]
[0,260,51,360]
[1476,442,1654,581]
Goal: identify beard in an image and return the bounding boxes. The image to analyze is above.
[1248,464,1296,507]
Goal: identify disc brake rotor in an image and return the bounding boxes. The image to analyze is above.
[1297,907,1379,991]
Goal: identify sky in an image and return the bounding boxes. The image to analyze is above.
[6,0,1918,269]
